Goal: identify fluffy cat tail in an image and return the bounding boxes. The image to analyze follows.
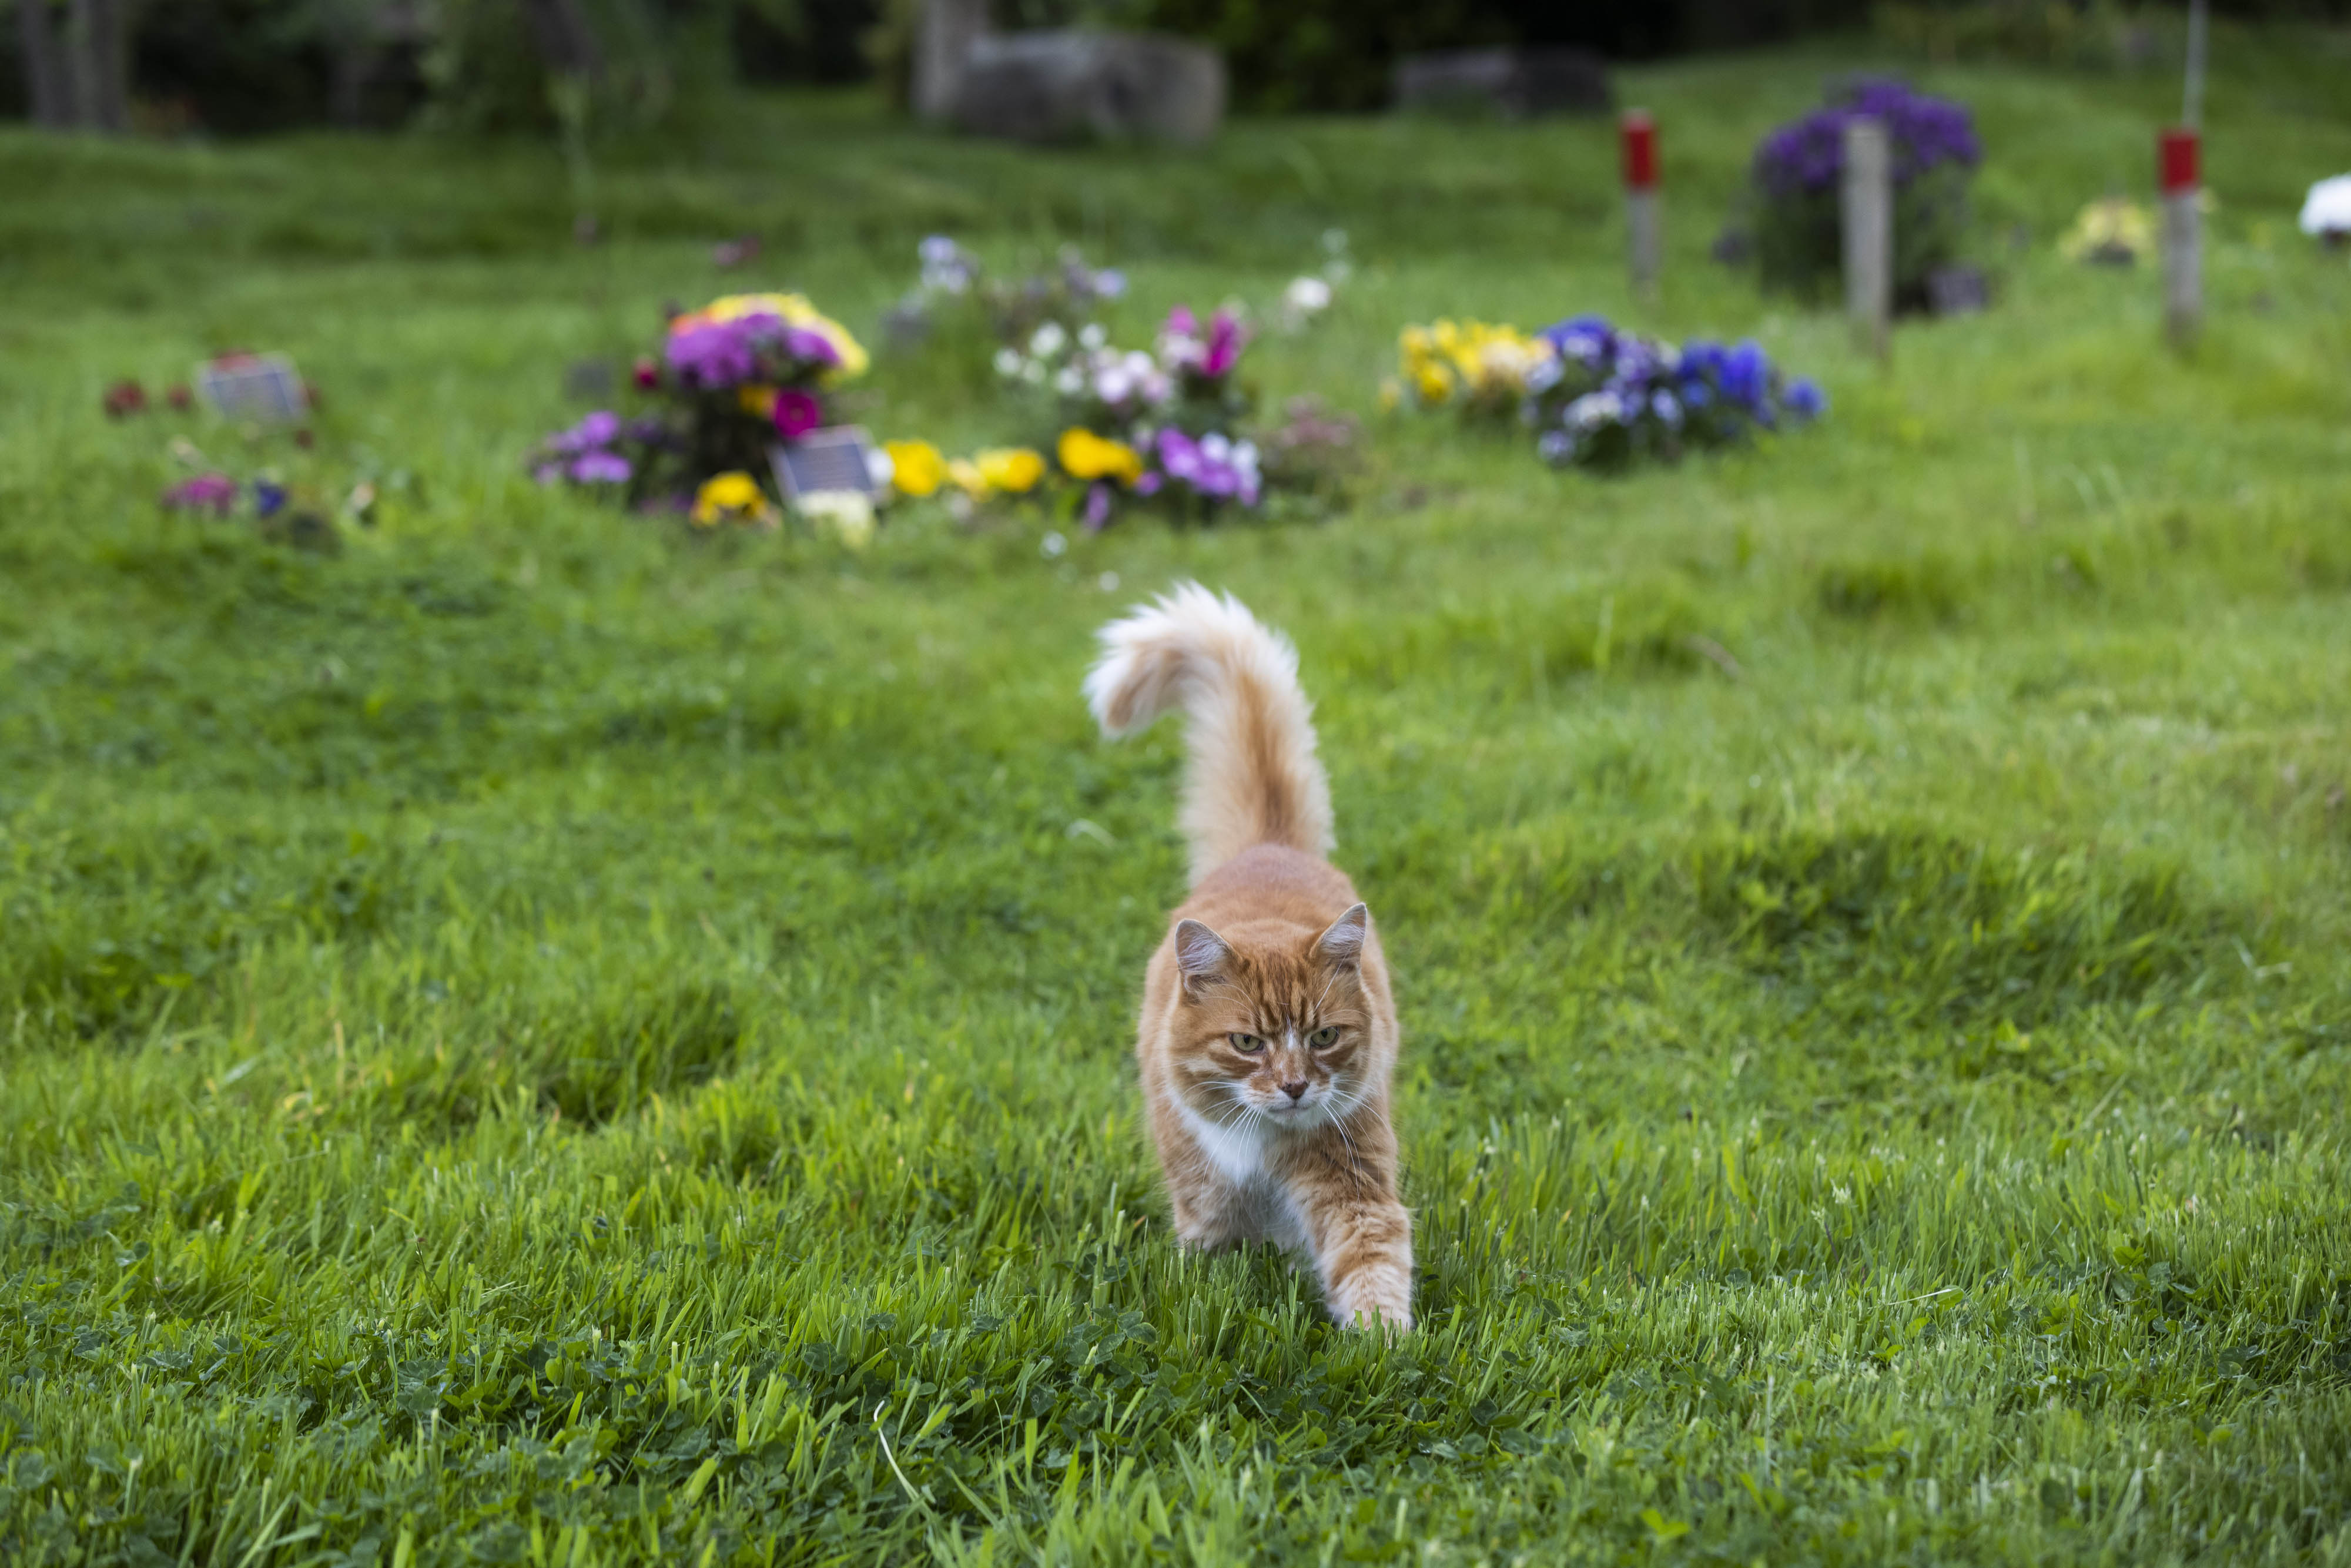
[1085,582,1335,884]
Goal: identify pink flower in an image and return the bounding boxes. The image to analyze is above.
[632,357,660,390]
[772,388,822,441]
[162,474,237,514]
[1202,311,1247,377]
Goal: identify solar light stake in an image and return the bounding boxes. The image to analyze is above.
[1622,110,1660,302]
[2160,127,2201,348]
[1842,116,1891,362]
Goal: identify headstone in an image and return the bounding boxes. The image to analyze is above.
[1394,48,1611,120]
[771,427,883,503]
[1842,116,1891,361]
[197,353,307,423]
[949,30,1224,146]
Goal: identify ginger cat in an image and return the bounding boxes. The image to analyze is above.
[1086,584,1413,1331]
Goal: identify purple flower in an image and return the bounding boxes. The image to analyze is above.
[254,480,289,518]
[1084,483,1114,531]
[782,327,839,368]
[1753,79,1980,197]
[575,410,620,447]
[162,474,237,514]
[1784,377,1828,420]
[665,321,757,387]
[1719,341,1770,410]
[570,451,632,485]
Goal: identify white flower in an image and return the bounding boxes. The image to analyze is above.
[1020,361,1046,386]
[1200,432,1231,462]
[864,447,896,490]
[1095,366,1133,404]
[796,489,875,551]
[2301,173,2351,236]
[1054,367,1083,396]
[993,348,1022,378]
[1525,357,1563,394]
[1040,530,1067,559]
[1029,321,1067,357]
[1079,323,1107,350]
[1566,391,1625,430]
[1125,350,1157,379]
[1282,276,1332,314]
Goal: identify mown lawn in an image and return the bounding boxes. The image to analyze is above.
[3,22,2350,1565]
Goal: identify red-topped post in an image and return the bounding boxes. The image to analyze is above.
[1622,110,1660,301]
[2160,126,2201,347]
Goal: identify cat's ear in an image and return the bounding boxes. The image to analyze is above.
[1174,919,1233,998]
[1317,903,1370,967]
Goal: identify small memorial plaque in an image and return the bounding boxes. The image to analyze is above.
[196,353,306,423]
[771,425,882,501]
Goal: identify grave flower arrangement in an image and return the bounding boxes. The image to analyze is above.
[1526,316,1824,471]
[988,303,1275,523]
[1749,78,1980,308]
[1386,319,1558,418]
[1390,313,1824,472]
[533,292,869,515]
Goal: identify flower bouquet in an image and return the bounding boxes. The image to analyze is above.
[1387,319,1557,418]
[1527,317,1824,471]
[1749,78,1980,309]
[1390,312,1824,473]
[531,292,869,527]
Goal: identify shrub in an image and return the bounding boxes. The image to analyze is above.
[1750,78,1980,309]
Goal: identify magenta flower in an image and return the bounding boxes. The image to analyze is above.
[1202,311,1247,377]
[162,474,237,514]
[772,388,822,440]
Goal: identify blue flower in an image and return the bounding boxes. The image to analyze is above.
[1720,341,1769,410]
[1783,377,1828,420]
[254,480,288,519]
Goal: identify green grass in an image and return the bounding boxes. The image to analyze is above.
[5,21,2351,1564]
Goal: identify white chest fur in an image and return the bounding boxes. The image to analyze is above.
[1176,1096,1267,1187]
[1170,1094,1308,1250]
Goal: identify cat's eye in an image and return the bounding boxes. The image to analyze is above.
[1310,1027,1339,1048]
[1228,1033,1265,1053]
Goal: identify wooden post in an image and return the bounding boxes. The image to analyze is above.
[2161,126,2201,347]
[1622,109,1660,303]
[1842,115,1891,362]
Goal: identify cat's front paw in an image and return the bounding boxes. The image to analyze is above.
[1328,1268,1413,1333]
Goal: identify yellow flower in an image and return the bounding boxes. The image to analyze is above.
[796,489,876,550]
[689,471,778,529]
[884,439,947,498]
[738,384,779,418]
[2058,197,2155,264]
[976,447,1045,495]
[670,292,870,380]
[1395,317,1550,410]
[947,458,987,498]
[1056,427,1143,486]
[1413,361,1454,405]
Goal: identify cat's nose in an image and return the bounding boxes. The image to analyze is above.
[1281,1080,1307,1101]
